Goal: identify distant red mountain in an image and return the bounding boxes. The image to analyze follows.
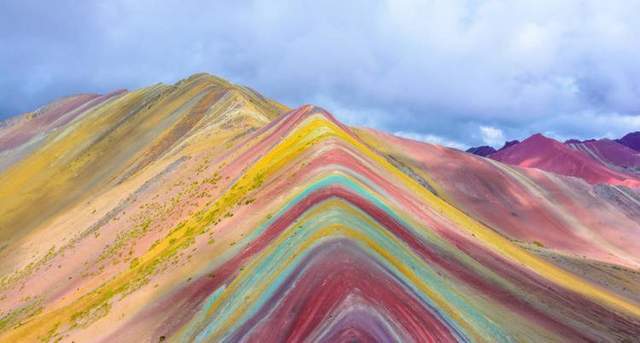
[466,130,640,187]
[490,133,640,187]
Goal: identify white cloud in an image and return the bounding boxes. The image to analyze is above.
[479,126,506,146]
[394,131,467,150]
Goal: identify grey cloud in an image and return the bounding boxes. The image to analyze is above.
[1,0,639,147]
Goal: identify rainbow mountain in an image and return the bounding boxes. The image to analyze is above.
[1,73,639,342]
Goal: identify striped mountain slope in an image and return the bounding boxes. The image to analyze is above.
[0,74,639,342]
[565,139,640,175]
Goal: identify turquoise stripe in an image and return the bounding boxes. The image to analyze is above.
[192,172,510,342]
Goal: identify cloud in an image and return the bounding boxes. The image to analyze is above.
[394,131,467,150]
[1,0,639,147]
[480,126,506,147]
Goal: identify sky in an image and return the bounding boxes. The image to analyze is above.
[1,0,640,149]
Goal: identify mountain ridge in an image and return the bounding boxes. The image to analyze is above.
[1,73,639,342]
[468,132,640,187]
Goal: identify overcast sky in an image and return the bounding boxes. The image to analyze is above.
[2,0,640,148]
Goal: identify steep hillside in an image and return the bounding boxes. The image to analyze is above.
[1,74,639,342]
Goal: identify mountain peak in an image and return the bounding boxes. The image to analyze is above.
[174,72,233,89]
[525,132,553,143]
[617,131,640,151]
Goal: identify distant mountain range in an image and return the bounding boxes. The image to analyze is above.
[1,73,639,341]
[467,131,640,187]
